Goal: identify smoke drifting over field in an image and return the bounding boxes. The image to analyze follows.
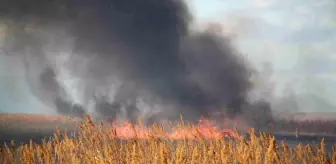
[0,0,272,126]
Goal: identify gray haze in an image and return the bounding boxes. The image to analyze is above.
[0,0,273,126]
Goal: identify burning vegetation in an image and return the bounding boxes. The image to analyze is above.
[1,0,335,163]
[0,116,335,164]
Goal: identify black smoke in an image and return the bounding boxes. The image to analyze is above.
[0,0,272,126]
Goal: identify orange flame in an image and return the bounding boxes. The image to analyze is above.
[106,117,247,140]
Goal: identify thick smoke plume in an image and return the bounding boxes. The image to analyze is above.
[0,0,272,127]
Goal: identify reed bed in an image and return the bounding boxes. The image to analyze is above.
[274,119,336,135]
[0,116,335,164]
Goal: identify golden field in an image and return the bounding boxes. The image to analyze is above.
[0,115,335,164]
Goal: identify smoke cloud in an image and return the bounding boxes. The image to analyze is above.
[0,0,272,126]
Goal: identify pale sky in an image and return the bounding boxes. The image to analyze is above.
[191,0,336,112]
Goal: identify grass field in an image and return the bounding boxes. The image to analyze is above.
[0,114,335,164]
[0,113,80,146]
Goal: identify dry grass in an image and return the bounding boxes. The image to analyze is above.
[0,115,335,164]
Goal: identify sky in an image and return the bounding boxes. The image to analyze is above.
[0,0,336,113]
[191,0,336,112]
